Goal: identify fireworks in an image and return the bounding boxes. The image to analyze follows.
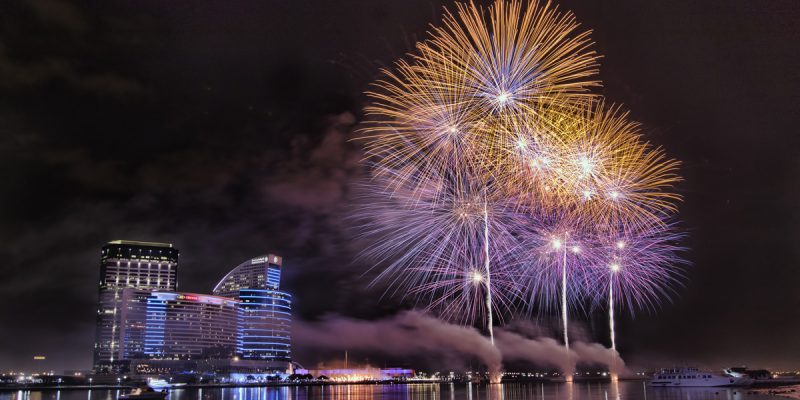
[353,165,526,329]
[355,0,686,374]
[360,0,601,195]
[585,220,688,314]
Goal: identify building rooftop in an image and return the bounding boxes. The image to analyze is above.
[107,240,174,248]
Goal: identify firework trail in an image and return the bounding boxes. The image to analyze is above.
[550,102,682,233]
[489,101,682,230]
[360,0,602,199]
[358,0,601,347]
[585,221,688,314]
[499,101,682,367]
[583,220,688,374]
[510,207,594,360]
[353,165,527,331]
[355,0,686,377]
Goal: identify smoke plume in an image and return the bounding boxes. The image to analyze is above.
[294,311,502,375]
[294,311,627,377]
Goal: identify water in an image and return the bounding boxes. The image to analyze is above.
[0,382,775,400]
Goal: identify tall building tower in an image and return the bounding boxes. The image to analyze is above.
[93,240,179,373]
[213,255,292,367]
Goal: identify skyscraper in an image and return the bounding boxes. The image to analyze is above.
[213,255,292,366]
[93,240,179,373]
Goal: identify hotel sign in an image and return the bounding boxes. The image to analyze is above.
[251,255,280,265]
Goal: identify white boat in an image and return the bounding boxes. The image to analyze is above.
[146,379,185,389]
[649,367,753,387]
[119,388,167,400]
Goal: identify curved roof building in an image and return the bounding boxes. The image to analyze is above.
[213,254,283,297]
[213,254,292,364]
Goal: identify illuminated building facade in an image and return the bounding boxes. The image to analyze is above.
[92,245,292,375]
[213,255,292,367]
[237,289,292,362]
[93,240,179,373]
[213,254,283,296]
[119,290,239,360]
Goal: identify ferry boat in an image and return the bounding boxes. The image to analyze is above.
[649,367,753,387]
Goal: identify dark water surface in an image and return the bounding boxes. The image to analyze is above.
[0,382,774,400]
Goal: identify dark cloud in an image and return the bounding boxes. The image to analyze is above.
[262,112,361,212]
[25,0,88,33]
[0,0,799,373]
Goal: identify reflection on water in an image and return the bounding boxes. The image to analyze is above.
[0,382,772,400]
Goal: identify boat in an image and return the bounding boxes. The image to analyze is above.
[723,367,772,381]
[649,367,753,387]
[119,387,168,400]
[146,378,185,389]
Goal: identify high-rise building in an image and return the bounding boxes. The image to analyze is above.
[93,240,179,373]
[213,255,292,366]
[237,288,292,362]
[213,254,283,296]
[92,245,292,376]
[119,290,239,360]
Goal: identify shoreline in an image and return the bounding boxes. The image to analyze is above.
[4,378,796,393]
[0,379,632,392]
[3,382,437,392]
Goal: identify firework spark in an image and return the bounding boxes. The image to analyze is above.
[353,165,527,329]
[586,221,688,315]
[360,0,601,194]
[355,0,686,377]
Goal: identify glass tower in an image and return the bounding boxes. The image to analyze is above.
[93,240,179,373]
[212,255,292,364]
[237,289,292,361]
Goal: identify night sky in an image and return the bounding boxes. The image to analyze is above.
[1,0,799,372]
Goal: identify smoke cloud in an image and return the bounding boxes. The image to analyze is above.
[294,311,502,374]
[571,341,626,374]
[493,329,573,373]
[495,320,627,375]
[294,311,626,376]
